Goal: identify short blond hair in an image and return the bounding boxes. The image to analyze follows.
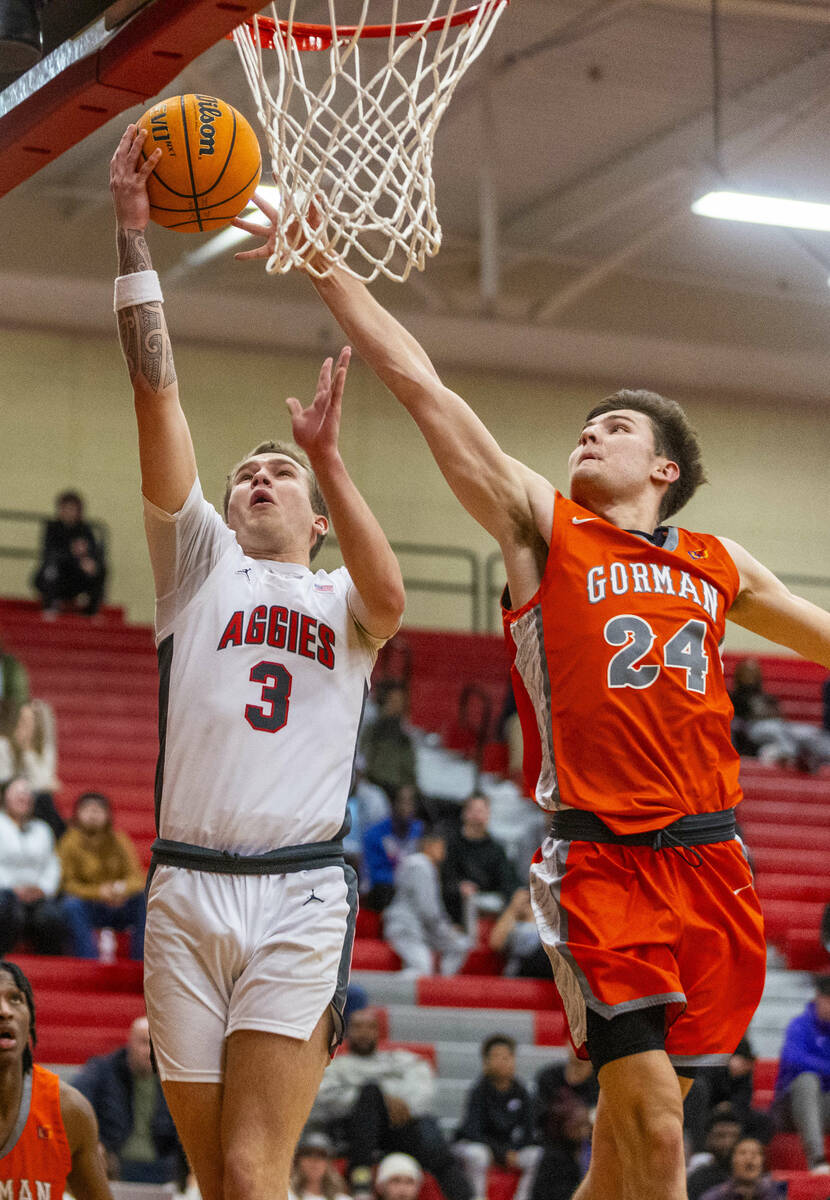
[223,440,329,560]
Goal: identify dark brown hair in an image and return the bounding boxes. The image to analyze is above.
[0,960,36,1073]
[585,389,706,521]
[223,441,329,561]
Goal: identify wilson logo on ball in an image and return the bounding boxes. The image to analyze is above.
[195,96,223,157]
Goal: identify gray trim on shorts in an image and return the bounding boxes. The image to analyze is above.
[329,862,359,1051]
[532,836,686,1048]
[0,1070,32,1158]
[670,1053,732,1068]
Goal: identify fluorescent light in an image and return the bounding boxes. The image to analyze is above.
[692,191,830,232]
[174,186,281,271]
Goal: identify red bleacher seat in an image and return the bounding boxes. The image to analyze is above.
[754,875,829,904]
[355,908,383,939]
[533,1009,568,1045]
[417,975,560,1011]
[419,1168,518,1200]
[760,900,826,941]
[768,1134,830,1173]
[774,1175,830,1200]
[779,930,830,973]
[351,939,402,971]
[36,1024,132,1064]
[461,948,508,976]
[8,955,143,994]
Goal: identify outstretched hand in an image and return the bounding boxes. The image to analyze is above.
[110,124,161,230]
[286,347,351,462]
[233,189,329,273]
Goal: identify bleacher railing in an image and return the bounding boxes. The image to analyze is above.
[0,508,110,570]
[3,508,827,637]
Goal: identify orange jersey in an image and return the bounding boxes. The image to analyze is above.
[0,1066,72,1199]
[503,492,742,834]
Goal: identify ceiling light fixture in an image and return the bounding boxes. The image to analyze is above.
[175,186,281,272]
[692,191,830,234]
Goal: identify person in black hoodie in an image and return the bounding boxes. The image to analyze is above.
[73,1015,184,1183]
[442,794,516,931]
[454,1035,541,1200]
[33,491,107,617]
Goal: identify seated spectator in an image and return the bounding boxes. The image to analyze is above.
[496,685,523,777]
[442,793,516,931]
[360,682,417,799]
[533,1048,599,1139]
[0,639,29,729]
[730,657,830,770]
[74,1014,184,1183]
[58,791,146,960]
[0,699,64,839]
[344,763,391,879]
[308,1008,471,1200]
[374,1153,423,1200]
[363,784,423,911]
[33,489,107,618]
[698,1137,786,1200]
[0,776,67,955]
[384,827,470,978]
[454,1034,541,1200]
[687,1107,746,1200]
[528,1095,591,1200]
[684,1037,772,1155]
[291,1130,351,1200]
[772,972,830,1174]
[489,888,550,979]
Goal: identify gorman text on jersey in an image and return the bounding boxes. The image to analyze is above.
[586,560,720,620]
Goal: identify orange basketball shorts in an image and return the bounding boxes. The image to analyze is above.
[529,833,766,1070]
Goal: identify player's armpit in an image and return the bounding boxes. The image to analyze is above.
[720,536,830,667]
[60,1083,114,1200]
[311,268,549,545]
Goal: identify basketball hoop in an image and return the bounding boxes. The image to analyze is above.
[231,1,509,283]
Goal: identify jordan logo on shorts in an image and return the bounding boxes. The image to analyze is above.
[303,889,324,905]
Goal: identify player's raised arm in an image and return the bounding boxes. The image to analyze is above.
[110,125,196,514]
[233,200,550,551]
[720,536,830,667]
[287,347,405,639]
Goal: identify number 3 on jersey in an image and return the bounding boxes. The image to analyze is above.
[246,660,292,732]
[604,616,709,694]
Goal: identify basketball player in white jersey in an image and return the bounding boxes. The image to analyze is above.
[109,126,405,1200]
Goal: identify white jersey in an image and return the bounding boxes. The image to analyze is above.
[143,477,382,855]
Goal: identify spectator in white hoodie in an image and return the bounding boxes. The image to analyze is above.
[383,827,471,978]
[0,776,67,954]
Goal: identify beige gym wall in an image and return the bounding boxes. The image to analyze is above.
[1,324,828,654]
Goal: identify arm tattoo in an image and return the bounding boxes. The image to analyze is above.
[115,227,177,392]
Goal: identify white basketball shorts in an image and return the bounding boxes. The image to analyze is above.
[143,862,357,1082]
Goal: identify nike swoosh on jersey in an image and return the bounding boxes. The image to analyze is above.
[571,516,598,524]
[732,883,752,896]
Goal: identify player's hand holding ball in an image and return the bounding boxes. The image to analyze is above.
[110,125,161,231]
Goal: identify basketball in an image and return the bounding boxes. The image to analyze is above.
[137,93,262,233]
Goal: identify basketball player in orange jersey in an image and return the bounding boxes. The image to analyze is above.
[232,197,830,1200]
[110,129,405,1200]
[0,960,113,1200]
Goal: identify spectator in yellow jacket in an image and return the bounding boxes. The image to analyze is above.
[58,792,146,960]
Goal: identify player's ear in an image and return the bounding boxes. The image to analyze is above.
[311,513,329,543]
[654,458,680,485]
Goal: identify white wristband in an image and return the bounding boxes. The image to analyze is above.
[113,270,163,312]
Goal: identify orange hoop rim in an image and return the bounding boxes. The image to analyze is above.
[231,3,507,52]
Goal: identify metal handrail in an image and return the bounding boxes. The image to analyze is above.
[485,551,830,633]
[0,508,110,564]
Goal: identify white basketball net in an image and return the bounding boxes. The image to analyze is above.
[232,1,509,282]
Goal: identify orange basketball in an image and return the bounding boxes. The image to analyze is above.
[138,94,262,233]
